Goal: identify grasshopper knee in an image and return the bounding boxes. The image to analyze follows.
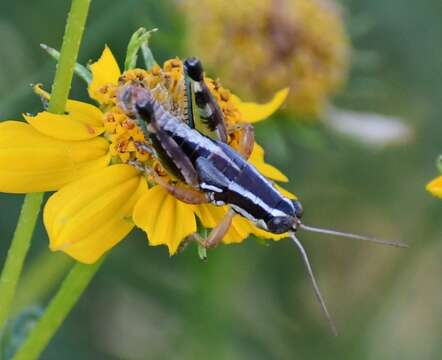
[184,57,204,81]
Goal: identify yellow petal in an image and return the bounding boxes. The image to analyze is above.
[426,176,442,198]
[194,204,254,244]
[274,184,297,200]
[24,101,104,141]
[194,203,226,228]
[44,164,147,264]
[88,46,121,103]
[249,143,288,182]
[232,88,289,123]
[0,121,110,193]
[32,85,103,127]
[195,195,293,244]
[249,224,288,242]
[133,185,197,255]
[224,213,288,243]
[224,215,255,243]
[65,100,104,126]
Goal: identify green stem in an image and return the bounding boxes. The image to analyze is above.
[47,0,91,114]
[12,252,73,315]
[0,0,91,348]
[12,260,104,360]
[0,193,44,331]
[40,44,92,84]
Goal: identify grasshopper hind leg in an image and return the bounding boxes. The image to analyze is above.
[184,57,256,158]
[184,74,195,129]
[184,57,228,143]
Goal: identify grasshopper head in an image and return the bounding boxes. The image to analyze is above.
[256,200,304,234]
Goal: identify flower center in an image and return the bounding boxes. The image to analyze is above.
[100,58,244,176]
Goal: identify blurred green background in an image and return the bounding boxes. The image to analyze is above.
[0,0,441,359]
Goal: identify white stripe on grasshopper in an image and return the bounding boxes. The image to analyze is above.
[228,182,288,219]
[163,119,240,170]
[201,183,223,193]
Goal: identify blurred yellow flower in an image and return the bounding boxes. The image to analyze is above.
[184,0,350,117]
[0,46,293,263]
[426,176,442,198]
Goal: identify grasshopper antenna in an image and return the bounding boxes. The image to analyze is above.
[289,232,337,336]
[299,223,407,248]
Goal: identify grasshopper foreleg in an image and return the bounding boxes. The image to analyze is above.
[193,208,236,249]
[128,159,208,205]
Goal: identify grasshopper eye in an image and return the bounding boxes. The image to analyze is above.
[292,200,304,219]
[267,216,293,234]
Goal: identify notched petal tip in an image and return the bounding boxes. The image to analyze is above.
[133,185,197,255]
[88,45,121,103]
[233,87,289,123]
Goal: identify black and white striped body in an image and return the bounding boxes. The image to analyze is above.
[132,87,298,234]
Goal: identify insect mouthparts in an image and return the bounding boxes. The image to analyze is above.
[291,217,301,231]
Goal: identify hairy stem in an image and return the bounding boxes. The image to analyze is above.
[47,0,91,114]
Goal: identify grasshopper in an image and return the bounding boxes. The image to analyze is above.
[118,57,405,334]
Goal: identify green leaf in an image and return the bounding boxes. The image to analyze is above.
[196,218,208,261]
[141,43,158,71]
[124,28,158,71]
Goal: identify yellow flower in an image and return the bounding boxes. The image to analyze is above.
[183,0,350,118]
[0,46,293,263]
[426,176,442,198]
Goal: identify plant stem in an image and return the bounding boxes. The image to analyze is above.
[12,252,73,315]
[0,193,44,331]
[47,0,91,114]
[40,44,92,84]
[12,260,104,360]
[0,0,91,346]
